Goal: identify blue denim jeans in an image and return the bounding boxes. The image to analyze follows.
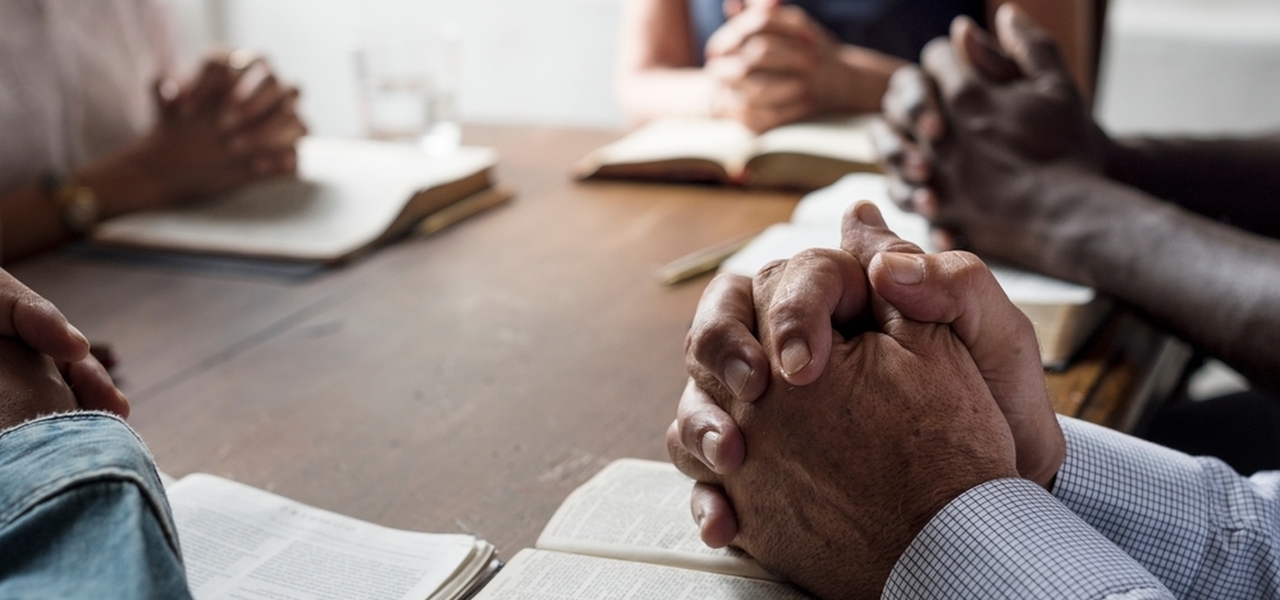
[0,413,192,599]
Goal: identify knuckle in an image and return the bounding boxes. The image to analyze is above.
[789,246,837,265]
[948,250,989,279]
[920,39,951,70]
[756,259,787,280]
[875,237,924,255]
[766,297,808,334]
[943,250,995,292]
[689,318,737,365]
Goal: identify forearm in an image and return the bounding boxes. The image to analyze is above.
[1041,167,1280,394]
[615,0,706,122]
[615,67,719,122]
[0,136,172,262]
[0,186,75,262]
[1104,134,1280,237]
[819,45,903,115]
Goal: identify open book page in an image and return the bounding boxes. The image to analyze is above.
[719,223,840,278]
[91,138,496,262]
[723,174,1097,306]
[752,115,878,165]
[536,459,775,581]
[473,549,812,600]
[576,119,754,180]
[167,474,490,600]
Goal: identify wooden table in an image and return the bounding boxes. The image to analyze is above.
[11,125,799,557]
[8,124,1176,560]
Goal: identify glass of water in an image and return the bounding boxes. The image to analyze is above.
[355,23,462,155]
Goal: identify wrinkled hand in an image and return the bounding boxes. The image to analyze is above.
[0,338,78,432]
[704,0,846,132]
[0,270,128,430]
[133,51,306,209]
[873,5,1111,269]
[670,202,1062,548]
[678,221,1017,599]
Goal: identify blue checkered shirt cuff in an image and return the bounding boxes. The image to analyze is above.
[885,477,1171,598]
[1054,416,1280,599]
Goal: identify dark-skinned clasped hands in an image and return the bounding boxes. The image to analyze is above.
[667,201,1065,599]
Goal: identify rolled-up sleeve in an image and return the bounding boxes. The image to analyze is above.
[0,412,192,600]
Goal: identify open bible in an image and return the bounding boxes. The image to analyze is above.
[89,137,512,265]
[473,459,813,600]
[720,174,1111,369]
[166,473,499,600]
[574,116,878,191]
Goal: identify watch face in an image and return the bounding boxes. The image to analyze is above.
[65,186,100,233]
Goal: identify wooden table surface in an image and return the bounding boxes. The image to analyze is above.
[9,124,1173,561]
[10,125,802,558]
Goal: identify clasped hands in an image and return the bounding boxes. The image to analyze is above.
[0,270,127,432]
[871,5,1113,279]
[667,202,1065,598]
[121,51,307,213]
[704,0,851,132]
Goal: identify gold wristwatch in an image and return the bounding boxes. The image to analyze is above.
[44,173,101,234]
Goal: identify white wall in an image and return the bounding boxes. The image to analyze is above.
[171,0,1280,137]
[202,0,626,136]
[1096,0,1280,136]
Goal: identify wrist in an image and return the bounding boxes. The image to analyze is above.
[75,134,176,218]
[1033,164,1160,289]
[41,173,101,235]
[816,46,902,114]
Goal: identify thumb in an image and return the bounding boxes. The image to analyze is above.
[867,250,1063,488]
[994,3,1069,78]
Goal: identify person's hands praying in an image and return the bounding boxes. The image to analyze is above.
[873,5,1113,276]
[0,269,127,430]
[704,0,870,132]
[669,202,1063,551]
[671,202,1030,598]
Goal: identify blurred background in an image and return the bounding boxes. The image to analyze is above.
[168,0,1280,137]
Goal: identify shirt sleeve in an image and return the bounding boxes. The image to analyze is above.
[1053,415,1280,599]
[0,412,193,600]
[883,477,1173,599]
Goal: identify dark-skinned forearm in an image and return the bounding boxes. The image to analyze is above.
[1105,135,1280,238]
[1043,168,1280,394]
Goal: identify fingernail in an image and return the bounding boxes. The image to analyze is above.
[780,338,812,376]
[882,252,926,285]
[66,323,89,348]
[701,432,722,472]
[724,359,752,397]
[854,202,887,228]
